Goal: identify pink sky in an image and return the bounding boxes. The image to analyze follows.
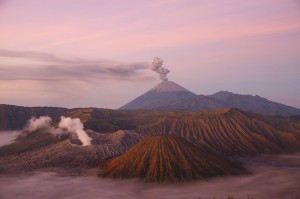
[0,0,300,108]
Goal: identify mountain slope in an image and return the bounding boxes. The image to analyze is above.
[136,109,300,155]
[120,81,196,110]
[1,108,300,175]
[167,92,300,116]
[208,91,300,116]
[148,81,192,93]
[50,108,300,156]
[99,136,242,182]
[120,82,300,116]
[164,95,226,110]
[1,105,300,158]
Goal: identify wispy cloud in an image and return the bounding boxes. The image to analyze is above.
[0,49,150,81]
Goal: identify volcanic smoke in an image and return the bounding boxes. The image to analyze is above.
[26,116,92,146]
[151,57,170,81]
[26,116,52,132]
[58,116,92,146]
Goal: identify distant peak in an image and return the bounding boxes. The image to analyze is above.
[212,91,264,99]
[213,91,234,95]
[150,81,193,93]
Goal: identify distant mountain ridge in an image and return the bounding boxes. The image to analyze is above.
[0,104,69,130]
[207,91,300,116]
[120,81,300,116]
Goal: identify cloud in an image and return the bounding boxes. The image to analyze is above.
[0,49,150,81]
[0,152,300,198]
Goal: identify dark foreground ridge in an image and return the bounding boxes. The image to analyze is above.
[99,136,244,182]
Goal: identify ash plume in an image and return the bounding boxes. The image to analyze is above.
[0,49,149,81]
[151,57,170,81]
[26,116,52,132]
[58,116,92,146]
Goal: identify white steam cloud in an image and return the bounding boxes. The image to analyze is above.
[27,116,52,132]
[58,116,92,146]
[25,116,92,146]
[151,57,170,82]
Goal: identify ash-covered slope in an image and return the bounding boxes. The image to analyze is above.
[136,108,300,155]
[99,136,242,182]
[119,81,196,110]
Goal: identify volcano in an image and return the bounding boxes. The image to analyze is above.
[119,81,300,116]
[119,81,196,110]
[99,136,243,182]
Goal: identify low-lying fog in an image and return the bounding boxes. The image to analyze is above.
[0,131,21,146]
[0,133,299,199]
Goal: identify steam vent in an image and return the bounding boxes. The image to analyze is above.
[99,136,243,182]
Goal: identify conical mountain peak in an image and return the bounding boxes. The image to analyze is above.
[149,81,194,93]
[119,81,196,110]
[99,136,242,182]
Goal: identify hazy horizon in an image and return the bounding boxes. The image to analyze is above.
[0,0,300,109]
